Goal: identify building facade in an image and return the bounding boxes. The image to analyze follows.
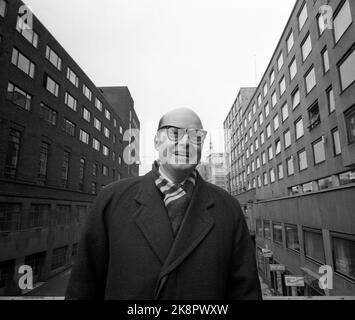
[224,0,355,296]
[0,0,139,295]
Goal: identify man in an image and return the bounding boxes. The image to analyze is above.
[66,108,262,300]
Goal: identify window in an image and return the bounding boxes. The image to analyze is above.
[16,15,39,47]
[286,225,300,251]
[277,163,284,180]
[263,172,268,185]
[301,34,312,61]
[92,138,100,151]
[11,48,35,78]
[51,246,67,270]
[268,146,273,160]
[79,158,85,191]
[38,142,49,183]
[95,98,103,111]
[327,87,335,113]
[79,129,89,144]
[61,151,70,188]
[67,67,79,87]
[332,235,355,280]
[287,156,294,176]
[256,219,263,237]
[252,103,256,115]
[332,128,341,155]
[292,87,300,109]
[277,52,284,71]
[284,129,291,149]
[258,94,262,106]
[334,0,352,43]
[92,163,98,177]
[105,109,111,120]
[270,69,275,84]
[29,204,49,228]
[248,112,251,123]
[255,138,259,151]
[46,46,62,70]
[287,31,294,53]
[322,48,330,73]
[94,118,101,131]
[0,203,21,232]
[345,106,355,143]
[266,124,271,139]
[91,182,97,194]
[5,129,21,179]
[308,101,320,130]
[104,127,110,139]
[303,182,313,193]
[282,103,288,122]
[298,149,308,171]
[7,82,32,110]
[339,170,355,185]
[0,0,7,17]
[39,102,57,125]
[82,107,91,122]
[257,176,262,188]
[305,66,316,94]
[256,157,260,169]
[264,220,271,239]
[338,47,355,91]
[63,118,75,137]
[83,84,92,101]
[275,139,281,155]
[262,152,266,165]
[295,117,304,140]
[273,114,279,131]
[317,13,326,36]
[44,75,59,97]
[313,139,326,164]
[259,112,264,125]
[279,77,286,96]
[65,92,77,111]
[103,145,109,157]
[265,103,270,117]
[304,229,325,263]
[263,83,268,97]
[289,58,297,80]
[298,2,308,31]
[273,222,282,243]
[270,168,276,183]
[271,91,277,108]
[114,119,117,128]
[260,132,265,145]
[102,165,109,176]
[318,176,333,190]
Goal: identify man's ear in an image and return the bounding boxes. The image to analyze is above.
[154,134,160,151]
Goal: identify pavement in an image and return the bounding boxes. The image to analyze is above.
[23,268,71,298]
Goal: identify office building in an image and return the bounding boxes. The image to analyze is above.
[224,0,355,296]
[0,0,139,295]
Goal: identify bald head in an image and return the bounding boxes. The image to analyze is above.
[158,108,203,130]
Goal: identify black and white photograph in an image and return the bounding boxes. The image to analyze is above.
[0,0,355,308]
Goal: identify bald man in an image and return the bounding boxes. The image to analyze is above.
[66,108,262,300]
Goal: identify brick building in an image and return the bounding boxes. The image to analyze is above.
[224,0,355,296]
[0,0,139,295]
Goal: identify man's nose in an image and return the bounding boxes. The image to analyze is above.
[178,131,189,145]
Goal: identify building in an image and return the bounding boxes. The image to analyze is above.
[0,0,139,295]
[224,0,355,296]
[206,153,228,191]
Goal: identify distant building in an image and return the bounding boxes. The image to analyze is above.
[0,0,139,295]
[224,0,355,297]
[206,153,228,191]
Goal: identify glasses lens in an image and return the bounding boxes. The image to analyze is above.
[188,130,206,144]
[167,127,181,141]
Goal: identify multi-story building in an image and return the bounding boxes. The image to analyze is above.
[224,0,355,297]
[0,0,139,295]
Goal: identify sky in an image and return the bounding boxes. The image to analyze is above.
[24,0,296,174]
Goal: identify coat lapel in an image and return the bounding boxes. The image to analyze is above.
[134,171,174,264]
[155,175,215,298]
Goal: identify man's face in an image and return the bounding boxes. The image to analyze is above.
[155,110,206,174]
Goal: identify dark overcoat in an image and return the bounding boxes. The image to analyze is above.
[65,171,262,300]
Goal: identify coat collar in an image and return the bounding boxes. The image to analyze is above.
[134,170,215,298]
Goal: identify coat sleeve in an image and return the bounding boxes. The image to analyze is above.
[227,202,262,300]
[65,190,110,300]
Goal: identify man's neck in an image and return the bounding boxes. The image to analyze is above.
[159,165,191,184]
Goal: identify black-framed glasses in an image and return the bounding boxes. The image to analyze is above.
[159,126,207,145]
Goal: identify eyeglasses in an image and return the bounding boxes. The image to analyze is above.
[159,126,207,145]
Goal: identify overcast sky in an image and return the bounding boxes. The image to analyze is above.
[24,0,296,174]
